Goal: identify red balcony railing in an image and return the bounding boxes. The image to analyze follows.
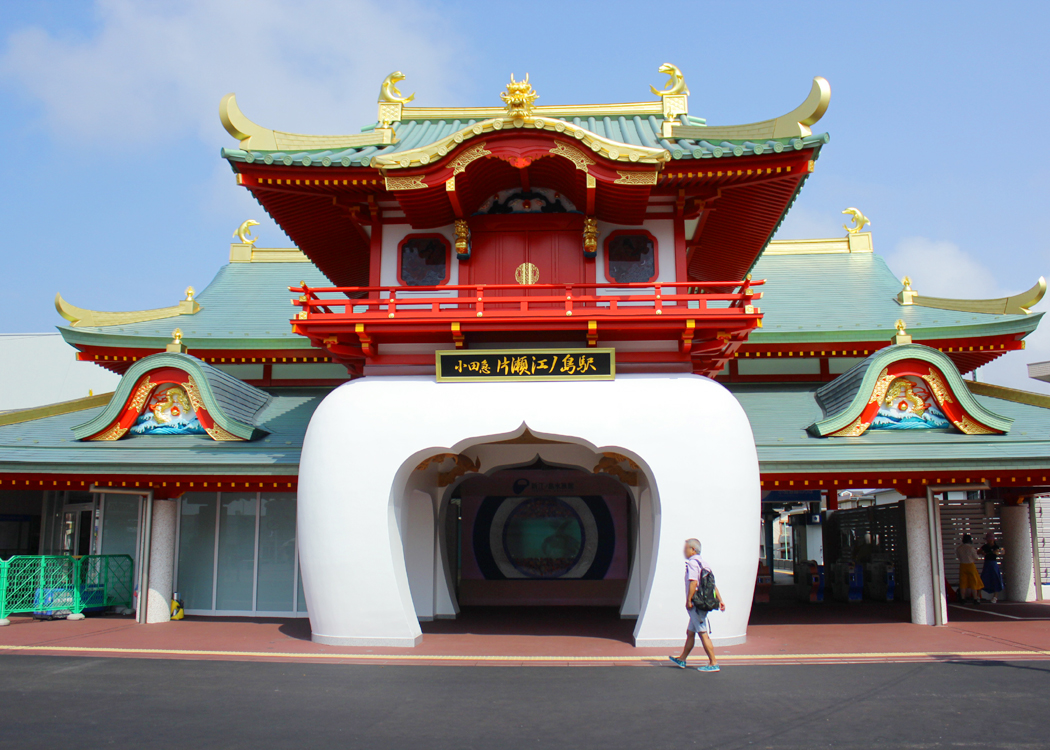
[290,280,764,322]
[288,280,764,376]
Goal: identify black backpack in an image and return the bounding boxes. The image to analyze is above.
[691,566,720,612]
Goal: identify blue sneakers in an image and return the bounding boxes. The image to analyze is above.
[697,664,720,673]
[668,656,687,668]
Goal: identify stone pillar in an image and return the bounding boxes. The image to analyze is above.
[146,499,177,624]
[904,497,935,625]
[1001,504,1036,603]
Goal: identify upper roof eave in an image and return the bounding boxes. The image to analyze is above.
[219,72,832,171]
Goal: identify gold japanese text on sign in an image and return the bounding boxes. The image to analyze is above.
[436,348,615,382]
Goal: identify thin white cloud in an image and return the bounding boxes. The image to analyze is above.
[772,205,846,240]
[884,236,1007,299]
[0,0,468,146]
[883,236,1049,391]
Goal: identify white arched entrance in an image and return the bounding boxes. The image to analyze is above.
[297,374,759,647]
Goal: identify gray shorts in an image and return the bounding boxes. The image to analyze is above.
[686,606,709,634]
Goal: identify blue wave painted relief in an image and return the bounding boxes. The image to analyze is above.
[130,384,207,435]
[870,376,951,430]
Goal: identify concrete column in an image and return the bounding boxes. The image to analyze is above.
[1001,504,1036,602]
[145,499,177,624]
[904,497,935,625]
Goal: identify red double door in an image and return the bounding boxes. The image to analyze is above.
[464,215,592,305]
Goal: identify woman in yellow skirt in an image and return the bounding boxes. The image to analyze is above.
[956,534,984,605]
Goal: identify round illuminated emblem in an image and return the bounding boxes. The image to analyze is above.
[515,262,540,285]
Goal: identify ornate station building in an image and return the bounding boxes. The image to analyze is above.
[1,67,1048,645]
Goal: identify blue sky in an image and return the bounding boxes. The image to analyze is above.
[1,0,1048,389]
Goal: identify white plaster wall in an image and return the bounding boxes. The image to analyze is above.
[621,487,653,618]
[297,373,760,647]
[146,499,177,624]
[403,490,436,620]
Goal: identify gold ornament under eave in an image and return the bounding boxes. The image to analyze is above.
[515,262,540,285]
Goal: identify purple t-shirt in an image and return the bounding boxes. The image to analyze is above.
[685,553,706,598]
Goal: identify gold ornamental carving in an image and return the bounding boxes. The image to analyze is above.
[583,217,599,256]
[515,262,540,285]
[842,207,871,235]
[831,415,869,437]
[378,71,415,104]
[922,368,954,405]
[454,219,470,256]
[448,143,491,175]
[128,377,155,413]
[867,368,895,405]
[614,171,658,185]
[650,63,689,97]
[594,453,639,486]
[501,73,538,118]
[415,453,457,471]
[88,423,128,442]
[205,423,242,441]
[892,318,912,345]
[182,376,207,413]
[384,175,428,191]
[650,64,691,120]
[549,141,594,173]
[884,379,926,416]
[234,219,260,245]
[953,414,998,435]
[372,116,667,170]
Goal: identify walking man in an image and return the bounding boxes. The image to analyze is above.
[669,538,725,672]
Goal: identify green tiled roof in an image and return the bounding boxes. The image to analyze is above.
[58,260,332,352]
[220,117,830,169]
[72,353,273,441]
[748,251,1041,345]
[63,246,1038,354]
[729,383,1050,475]
[0,388,324,476]
[807,344,1013,436]
[5,378,1048,479]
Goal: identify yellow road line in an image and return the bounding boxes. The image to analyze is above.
[1,644,1049,662]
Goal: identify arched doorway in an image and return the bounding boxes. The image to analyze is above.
[297,373,759,648]
[456,458,631,608]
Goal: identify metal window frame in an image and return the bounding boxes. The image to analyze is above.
[91,486,152,624]
[211,492,220,611]
[926,483,988,626]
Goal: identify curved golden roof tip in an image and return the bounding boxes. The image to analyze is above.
[220,92,396,152]
[1010,276,1047,314]
[55,292,200,328]
[786,76,831,136]
[662,76,830,141]
[898,276,1047,316]
[220,93,277,151]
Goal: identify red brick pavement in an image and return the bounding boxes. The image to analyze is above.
[2,602,1048,667]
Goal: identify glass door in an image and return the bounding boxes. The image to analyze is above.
[61,502,98,556]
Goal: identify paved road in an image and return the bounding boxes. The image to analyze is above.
[1,655,1047,748]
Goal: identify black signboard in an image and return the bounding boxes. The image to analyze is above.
[436,348,615,382]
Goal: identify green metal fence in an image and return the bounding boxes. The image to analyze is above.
[0,554,134,621]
